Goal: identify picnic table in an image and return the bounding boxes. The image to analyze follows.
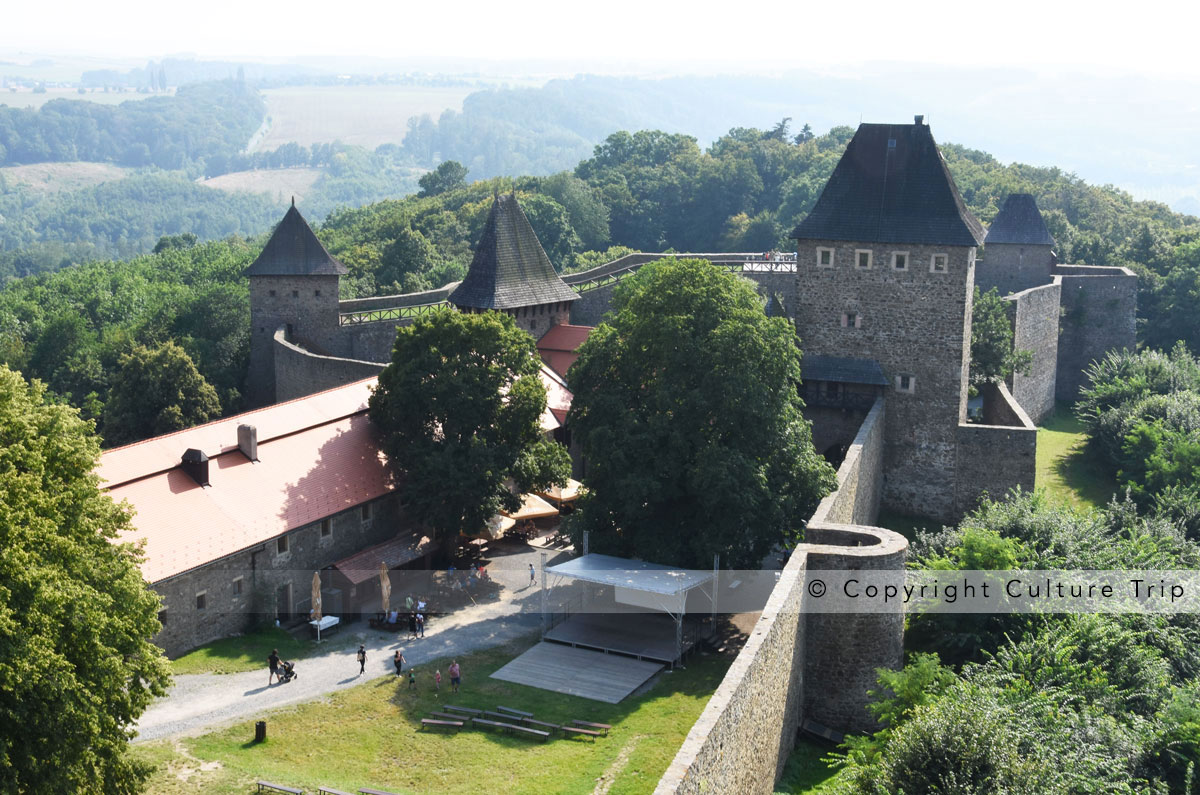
[309,615,340,639]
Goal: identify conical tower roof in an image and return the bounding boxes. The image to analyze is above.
[791,118,984,247]
[247,203,347,277]
[984,194,1055,246]
[450,194,578,311]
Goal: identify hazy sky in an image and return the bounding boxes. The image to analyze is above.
[5,0,1197,78]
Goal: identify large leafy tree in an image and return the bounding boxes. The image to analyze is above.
[566,258,836,569]
[368,310,569,547]
[0,365,170,793]
[970,286,1032,386]
[102,341,221,447]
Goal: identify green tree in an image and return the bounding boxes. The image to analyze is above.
[103,341,221,446]
[566,258,835,569]
[417,160,469,198]
[368,310,569,549]
[970,286,1032,386]
[0,365,170,793]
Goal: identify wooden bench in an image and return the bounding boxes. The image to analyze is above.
[483,710,518,722]
[429,711,467,721]
[521,717,560,731]
[318,788,353,795]
[420,718,463,732]
[443,705,482,716]
[497,705,533,718]
[571,719,611,736]
[560,725,601,741]
[257,783,303,794]
[471,717,508,731]
[508,724,550,741]
[359,788,400,795]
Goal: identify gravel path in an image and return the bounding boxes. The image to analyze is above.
[136,539,577,743]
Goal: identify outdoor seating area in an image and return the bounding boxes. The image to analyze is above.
[416,703,610,743]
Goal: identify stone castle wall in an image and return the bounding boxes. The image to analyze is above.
[1054,265,1137,400]
[975,243,1054,296]
[151,495,399,657]
[657,397,905,794]
[793,239,975,522]
[1005,281,1061,424]
[954,383,1037,516]
[273,329,384,403]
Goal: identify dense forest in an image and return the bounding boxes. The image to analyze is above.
[1,121,1198,448]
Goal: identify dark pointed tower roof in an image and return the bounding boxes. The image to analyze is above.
[984,194,1055,246]
[449,194,578,311]
[791,118,985,247]
[765,292,787,318]
[247,203,347,277]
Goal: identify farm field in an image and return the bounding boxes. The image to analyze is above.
[0,161,132,193]
[255,85,477,151]
[200,167,323,205]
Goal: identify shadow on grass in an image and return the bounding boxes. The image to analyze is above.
[1039,403,1119,511]
[776,735,843,794]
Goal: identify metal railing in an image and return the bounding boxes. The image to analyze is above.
[570,254,797,294]
[339,301,451,326]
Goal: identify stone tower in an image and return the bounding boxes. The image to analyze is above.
[246,202,347,407]
[449,193,578,339]
[975,193,1056,296]
[791,117,986,521]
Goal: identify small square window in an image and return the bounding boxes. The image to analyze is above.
[314,289,321,297]
[233,577,243,596]
[930,254,948,273]
[292,290,299,298]
[157,609,168,626]
[361,503,372,522]
[892,252,908,271]
[277,534,289,555]
[895,374,916,394]
[196,592,207,610]
[268,289,276,297]
[887,138,897,149]
[856,250,872,269]
[841,312,861,328]
[816,247,834,268]
[320,518,332,538]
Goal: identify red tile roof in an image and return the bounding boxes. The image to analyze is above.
[332,533,436,585]
[103,367,571,583]
[537,324,593,379]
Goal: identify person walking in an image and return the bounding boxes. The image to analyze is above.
[448,660,461,694]
[267,648,281,686]
[529,563,536,586]
[407,610,418,640]
[416,612,425,638]
[408,668,417,691]
[434,669,442,692]
[356,644,367,676]
[393,650,406,676]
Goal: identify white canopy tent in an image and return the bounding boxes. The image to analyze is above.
[542,553,717,665]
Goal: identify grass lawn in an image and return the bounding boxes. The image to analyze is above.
[136,636,733,794]
[775,737,847,794]
[874,510,946,542]
[169,626,322,675]
[1036,403,1119,512]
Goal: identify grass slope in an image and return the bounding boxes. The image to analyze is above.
[1036,403,1119,511]
[0,161,131,194]
[775,737,846,794]
[200,167,322,205]
[137,637,732,794]
[169,627,320,676]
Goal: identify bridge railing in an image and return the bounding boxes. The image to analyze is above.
[339,301,451,326]
[568,254,797,294]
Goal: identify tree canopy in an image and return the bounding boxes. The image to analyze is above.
[0,365,170,793]
[565,258,836,569]
[970,286,1032,387]
[103,341,222,446]
[368,310,569,548]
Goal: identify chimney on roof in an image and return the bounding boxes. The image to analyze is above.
[914,114,925,125]
[237,424,259,462]
[181,448,210,487]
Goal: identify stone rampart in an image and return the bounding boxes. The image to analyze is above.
[1054,265,1137,400]
[954,383,1037,516]
[273,328,384,403]
[657,398,905,794]
[1005,281,1060,424]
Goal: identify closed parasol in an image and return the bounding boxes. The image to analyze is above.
[311,571,322,622]
[379,560,391,615]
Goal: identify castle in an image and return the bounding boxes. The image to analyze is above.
[105,117,1136,792]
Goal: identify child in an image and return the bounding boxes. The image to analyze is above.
[434,669,442,692]
[408,668,417,691]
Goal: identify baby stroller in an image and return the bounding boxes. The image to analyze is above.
[278,660,297,683]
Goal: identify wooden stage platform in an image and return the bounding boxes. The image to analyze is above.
[543,612,700,664]
[490,642,664,703]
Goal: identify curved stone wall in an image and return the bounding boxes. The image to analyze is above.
[273,328,384,402]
